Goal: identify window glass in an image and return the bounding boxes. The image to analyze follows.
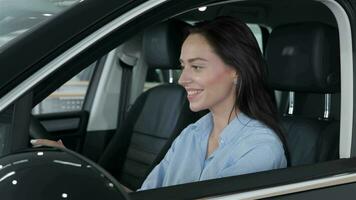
[0,0,81,48]
[32,63,95,114]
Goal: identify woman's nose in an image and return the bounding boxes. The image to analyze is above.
[178,68,192,86]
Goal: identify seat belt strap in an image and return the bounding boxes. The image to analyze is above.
[118,60,134,125]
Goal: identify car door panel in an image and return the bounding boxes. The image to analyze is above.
[34,110,89,152]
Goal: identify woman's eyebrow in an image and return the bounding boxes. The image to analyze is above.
[180,58,208,63]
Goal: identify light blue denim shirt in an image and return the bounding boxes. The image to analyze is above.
[139,112,287,190]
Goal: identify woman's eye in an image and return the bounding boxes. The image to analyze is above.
[192,65,203,70]
[180,65,185,70]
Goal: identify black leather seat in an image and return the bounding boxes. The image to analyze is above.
[266,23,340,166]
[98,20,198,190]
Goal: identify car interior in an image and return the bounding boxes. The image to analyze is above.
[23,0,343,193]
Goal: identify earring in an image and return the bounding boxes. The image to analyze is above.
[233,78,238,85]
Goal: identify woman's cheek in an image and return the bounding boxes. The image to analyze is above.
[206,70,230,86]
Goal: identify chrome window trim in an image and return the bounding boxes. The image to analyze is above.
[209,172,356,199]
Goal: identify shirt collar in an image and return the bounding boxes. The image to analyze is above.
[191,112,213,137]
[191,112,253,145]
[219,112,252,146]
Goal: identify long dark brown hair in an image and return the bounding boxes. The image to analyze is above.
[188,16,290,165]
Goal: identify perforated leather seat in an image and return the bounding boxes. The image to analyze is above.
[266,23,340,166]
[98,20,198,190]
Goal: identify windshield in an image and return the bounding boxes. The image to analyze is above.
[0,0,81,48]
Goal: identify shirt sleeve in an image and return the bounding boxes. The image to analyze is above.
[218,142,287,178]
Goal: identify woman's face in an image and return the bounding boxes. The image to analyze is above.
[178,33,237,113]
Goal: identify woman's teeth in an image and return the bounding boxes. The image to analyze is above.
[187,89,203,96]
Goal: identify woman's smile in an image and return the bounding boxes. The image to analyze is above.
[186,88,204,101]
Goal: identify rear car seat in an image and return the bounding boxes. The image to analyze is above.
[266,22,340,166]
[98,20,199,190]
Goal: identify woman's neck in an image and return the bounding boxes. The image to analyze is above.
[210,106,240,137]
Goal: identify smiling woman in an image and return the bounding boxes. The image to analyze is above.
[138,16,289,190]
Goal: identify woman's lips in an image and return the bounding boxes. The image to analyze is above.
[186,89,203,101]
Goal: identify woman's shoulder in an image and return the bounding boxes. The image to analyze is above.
[236,113,278,136]
[233,114,284,148]
[241,123,282,146]
[232,117,287,167]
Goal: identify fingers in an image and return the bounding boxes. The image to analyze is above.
[57,139,64,146]
[31,139,66,148]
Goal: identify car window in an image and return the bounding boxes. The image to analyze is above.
[0,0,81,48]
[32,63,95,114]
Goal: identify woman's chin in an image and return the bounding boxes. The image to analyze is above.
[189,103,206,112]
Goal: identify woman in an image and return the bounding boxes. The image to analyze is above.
[32,16,289,191]
[137,16,288,190]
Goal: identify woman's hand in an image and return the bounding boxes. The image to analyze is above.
[31,139,65,148]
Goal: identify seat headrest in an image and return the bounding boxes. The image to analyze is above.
[143,20,190,69]
[266,23,340,93]
[118,34,142,66]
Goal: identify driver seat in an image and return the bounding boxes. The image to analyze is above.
[98,20,197,190]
